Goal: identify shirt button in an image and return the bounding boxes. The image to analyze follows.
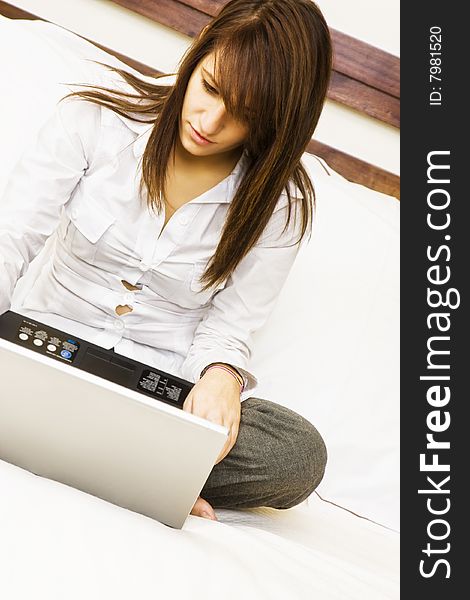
[113,320,124,331]
[179,216,189,226]
[71,209,78,220]
[139,261,150,272]
[124,293,134,304]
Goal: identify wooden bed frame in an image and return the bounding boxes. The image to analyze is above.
[0,0,399,199]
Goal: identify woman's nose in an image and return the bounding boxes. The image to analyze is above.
[201,102,226,134]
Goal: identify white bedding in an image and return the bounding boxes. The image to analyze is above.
[0,459,398,600]
[0,14,399,599]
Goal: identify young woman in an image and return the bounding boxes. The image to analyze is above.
[0,0,332,520]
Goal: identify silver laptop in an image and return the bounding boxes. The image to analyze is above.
[0,311,228,528]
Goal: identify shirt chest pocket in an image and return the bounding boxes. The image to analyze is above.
[189,261,227,306]
[64,195,116,265]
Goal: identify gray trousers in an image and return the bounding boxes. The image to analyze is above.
[201,397,327,509]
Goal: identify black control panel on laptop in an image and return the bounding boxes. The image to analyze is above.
[0,311,193,409]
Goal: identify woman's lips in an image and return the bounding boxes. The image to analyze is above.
[189,124,214,145]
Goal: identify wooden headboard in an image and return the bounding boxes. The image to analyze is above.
[0,0,399,199]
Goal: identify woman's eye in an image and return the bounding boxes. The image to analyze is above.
[202,79,218,95]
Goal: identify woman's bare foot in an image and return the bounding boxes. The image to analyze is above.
[190,496,218,521]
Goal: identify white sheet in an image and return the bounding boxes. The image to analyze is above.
[0,459,398,600]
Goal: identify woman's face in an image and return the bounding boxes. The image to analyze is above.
[179,53,249,159]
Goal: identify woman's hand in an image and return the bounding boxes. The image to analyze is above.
[185,367,241,521]
[183,367,241,464]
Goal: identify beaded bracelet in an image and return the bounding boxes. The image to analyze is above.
[200,363,245,391]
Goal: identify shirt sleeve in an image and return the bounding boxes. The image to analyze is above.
[180,195,306,396]
[0,98,101,314]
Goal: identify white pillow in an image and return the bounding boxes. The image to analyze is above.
[251,157,399,530]
[0,16,400,531]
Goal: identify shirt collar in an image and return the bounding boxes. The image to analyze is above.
[110,113,153,158]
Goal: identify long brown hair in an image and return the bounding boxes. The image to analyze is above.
[64,0,332,291]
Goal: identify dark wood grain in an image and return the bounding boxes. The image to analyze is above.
[178,0,220,16]
[114,0,208,36]
[308,140,399,199]
[0,0,37,18]
[0,0,399,199]
[330,30,399,99]
[330,72,399,127]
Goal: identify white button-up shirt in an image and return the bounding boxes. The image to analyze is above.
[0,97,304,400]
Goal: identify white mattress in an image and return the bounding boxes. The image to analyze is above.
[0,459,398,600]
